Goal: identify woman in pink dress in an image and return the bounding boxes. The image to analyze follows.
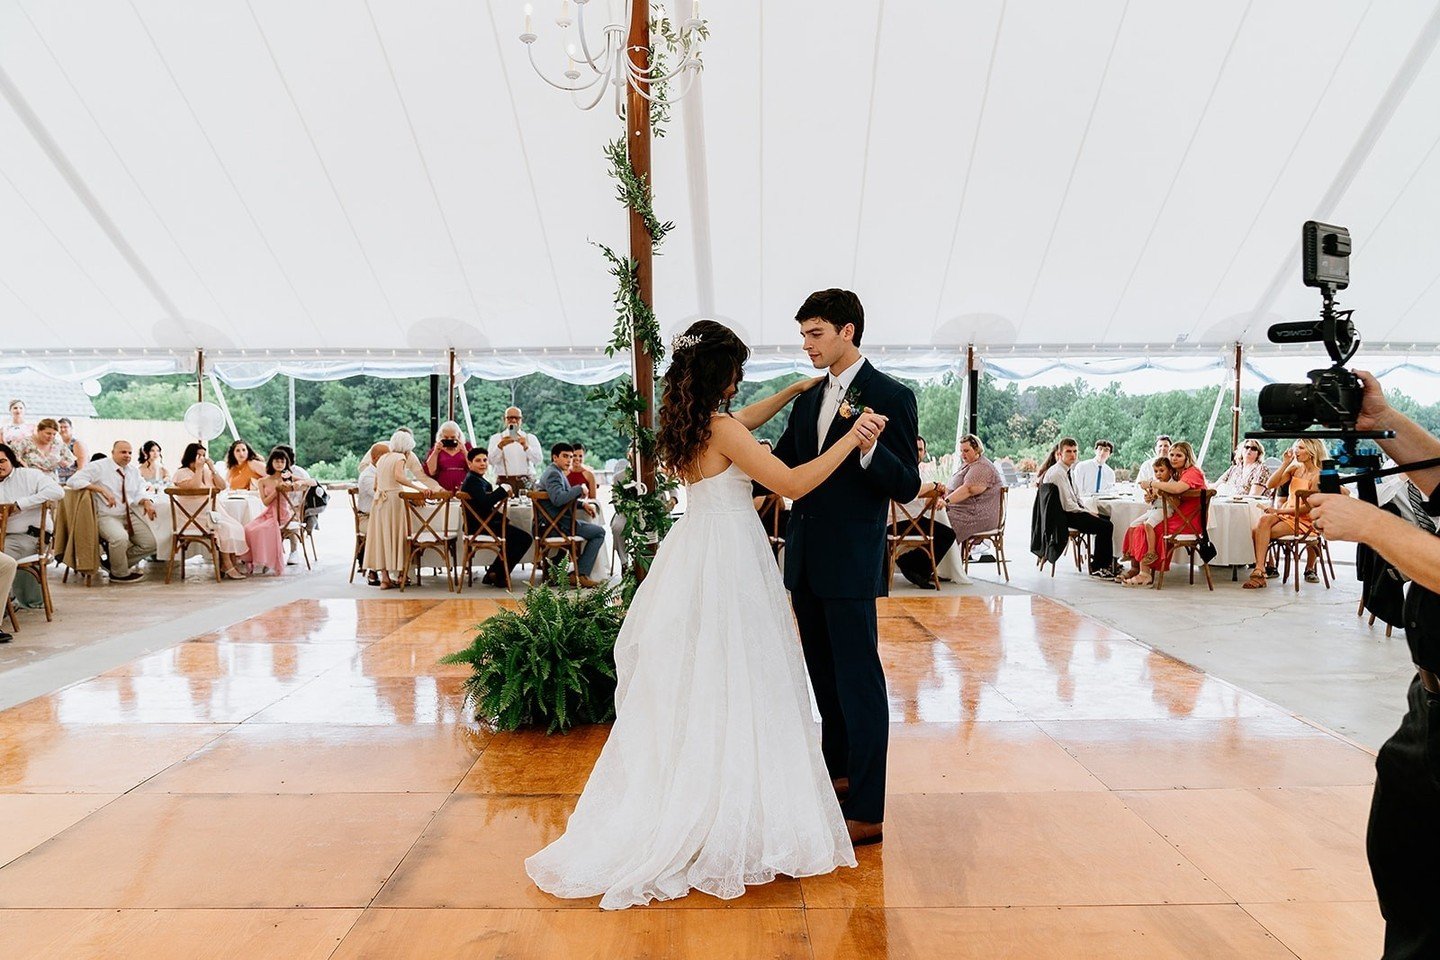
[244,449,298,575]
[1121,441,1206,587]
[422,420,471,492]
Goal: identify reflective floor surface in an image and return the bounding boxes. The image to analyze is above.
[0,595,1381,958]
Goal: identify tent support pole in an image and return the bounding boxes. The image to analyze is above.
[207,373,240,441]
[196,349,204,404]
[447,349,456,425]
[1197,379,1229,470]
[966,344,979,439]
[288,376,296,450]
[457,372,477,448]
[428,375,440,448]
[627,0,656,579]
[1231,342,1243,453]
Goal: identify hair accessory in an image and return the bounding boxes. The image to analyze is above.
[671,333,703,352]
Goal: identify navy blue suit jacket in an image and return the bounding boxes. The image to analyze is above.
[774,359,921,599]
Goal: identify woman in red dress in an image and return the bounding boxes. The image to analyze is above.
[1121,440,1206,586]
[423,420,472,492]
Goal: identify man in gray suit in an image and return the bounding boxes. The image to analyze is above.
[536,442,606,588]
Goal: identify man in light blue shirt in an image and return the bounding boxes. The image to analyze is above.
[535,442,606,587]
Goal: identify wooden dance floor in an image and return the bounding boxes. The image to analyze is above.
[0,595,1382,958]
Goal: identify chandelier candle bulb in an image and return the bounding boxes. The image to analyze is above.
[558,0,570,28]
[524,2,532,33]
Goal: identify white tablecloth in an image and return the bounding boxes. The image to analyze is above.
[147,492,265,564]
[1086,495,1264,567]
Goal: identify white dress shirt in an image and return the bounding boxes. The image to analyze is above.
[0,466,64,532]
[488,429,543,477]
[1136,459,1157,484]
[1041,462,1086,514]
[1072,457,1116,495]
[68,457,155,517]
[817,358,876,469]
[357,465,377,514]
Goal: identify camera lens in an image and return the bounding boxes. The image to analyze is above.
[1258,383,1315,431]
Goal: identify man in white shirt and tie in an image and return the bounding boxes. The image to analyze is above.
[1040,436,1116,576]
[1072,440,1116,496]
[0,442,64,608]
[488,407,543,492]
[68,440,157,583]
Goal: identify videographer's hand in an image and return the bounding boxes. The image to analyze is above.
[1308,492,1380,544]
[1352,370,1394,433]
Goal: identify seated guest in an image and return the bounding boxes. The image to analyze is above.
[568,442,599,498]
[1245,437,1340,588]
[68,440,157,583]
[1216,439,1270,496]
[536,442,606,588]
[56,418,86,484]
[0,550,12,642]
[1038,437,1117,577]
[273,444,323,539]
[1120,441,1207,586]
[3,398,31,446]
[488,407,542,492]
[0,442,64,608]
[13,418,77,480]
[890,436,955,589]
[138,440,168,488]
[945,433,1004,558]
[424,421,471,492]
[459,448,533,588]
[223,440,265,490]
[171,442,249,580]
[750,439,790,538]
[356,442,387,586]
[1116,457,1173,584]
[1135,435,1172,483]
[244,449,301,576]
[1072,440,1116,495]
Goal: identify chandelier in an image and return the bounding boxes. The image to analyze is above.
[519,0,707,113]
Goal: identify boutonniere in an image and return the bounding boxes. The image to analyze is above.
[838,385,866,420]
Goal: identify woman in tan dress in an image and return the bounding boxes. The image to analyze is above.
[363,430,430,589]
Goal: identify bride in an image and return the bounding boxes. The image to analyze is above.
[525,319,889,909]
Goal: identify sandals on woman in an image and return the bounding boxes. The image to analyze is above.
[1243,570,1267,589]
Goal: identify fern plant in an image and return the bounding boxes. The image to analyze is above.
[441,559,626,733]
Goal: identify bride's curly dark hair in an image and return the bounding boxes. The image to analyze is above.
[657,320,750,480]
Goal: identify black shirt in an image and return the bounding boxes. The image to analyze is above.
[1404,483,1440,671]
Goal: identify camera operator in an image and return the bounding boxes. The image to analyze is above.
[424,420,473,492]
[1307,370,1440,960]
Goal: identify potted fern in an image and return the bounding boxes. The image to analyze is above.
[442,559,626,733]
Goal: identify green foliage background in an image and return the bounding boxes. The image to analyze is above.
[94,370,1440,484]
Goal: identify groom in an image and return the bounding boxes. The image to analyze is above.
[775,288,921,846]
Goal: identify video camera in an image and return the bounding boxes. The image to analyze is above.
[1248,221,1391,501]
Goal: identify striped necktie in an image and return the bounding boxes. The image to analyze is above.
[1407,482,1436,534]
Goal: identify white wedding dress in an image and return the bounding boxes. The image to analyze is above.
[524,462,856,909]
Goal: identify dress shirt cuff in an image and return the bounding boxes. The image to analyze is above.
[859,446,876,470]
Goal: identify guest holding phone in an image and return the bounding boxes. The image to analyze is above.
[488,407,542,493]
[424,420,472,492]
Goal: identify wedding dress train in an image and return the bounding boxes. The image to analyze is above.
[524,462,856,909]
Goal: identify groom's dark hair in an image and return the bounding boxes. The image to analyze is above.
[796,288,864,347]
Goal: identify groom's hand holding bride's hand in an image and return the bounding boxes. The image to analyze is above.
[849,410,888,453]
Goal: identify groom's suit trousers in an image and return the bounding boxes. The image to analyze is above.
[791,580,888,824]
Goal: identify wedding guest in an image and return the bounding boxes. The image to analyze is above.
[244,449,303,576]
[568,442,599,498]
[0,550,13,641]
[68,440,157,583]
[945,433,1004,555]
[1135,435,1172,483]
[488,407,542,492]
[359,428,440,490]
[273,444,322,542]
[1244,437,1339,588]
[13,418,76,480]
[890,436,955,589]
[1116,456,1173,583]
[363,430,432,589]
[171,442,249,579]
[0,442,64,608]
[1121,442,1206,586]
[424,420,472,492]
[1038,437,1117,577]
[1217,439,1270,496]
[1072,440,1116,495]
[536,442,605,588]
[355,442,387,585]
[55,418,86,484]
[223,440,265,491]
[138,440,168,488]
[3,399,31,446]
[460,448,533,588]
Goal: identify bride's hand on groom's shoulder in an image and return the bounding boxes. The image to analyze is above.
[794,375,826,396]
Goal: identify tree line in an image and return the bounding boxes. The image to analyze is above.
[94,370,1440,483]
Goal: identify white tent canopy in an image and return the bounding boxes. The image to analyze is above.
[2,0,1440,386]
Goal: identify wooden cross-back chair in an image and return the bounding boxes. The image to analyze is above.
[281,485,315,570]
[1154,487,1215,591]
[1,501,58,626]
[458,491,512,589]
[163,486,222,584]
[528,490,584,585]
[961,486,1011,582]
[400,490,459,592]
[886,490,943,590]
[346,485,366,583]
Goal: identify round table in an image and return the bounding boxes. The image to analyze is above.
[1085,494,1265,567]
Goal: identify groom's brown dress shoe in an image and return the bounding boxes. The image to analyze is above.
[846,819,883,846]
[832,777,849,801]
